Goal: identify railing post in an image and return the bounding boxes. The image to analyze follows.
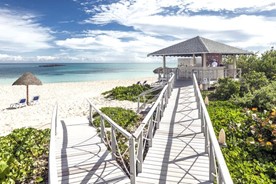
[55,104,58,136]
[129,137,136,184]
[148,116,154,147]
[89,104,93,124]
[201,106,204,133]
[137,133,143,173]
[160,95,164,117]
[111,126,116,159]
[137,96,140,113]
[156,104,161,129]
[100,116,105,143]
[165,89,168,107]
[205,127,209,153]
[209,144,215,182]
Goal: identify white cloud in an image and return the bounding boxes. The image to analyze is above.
[0,8,54,53]
[0,54,23,61]
[55,30,175,62]
[184,0,276,12]
[83,0,276,53]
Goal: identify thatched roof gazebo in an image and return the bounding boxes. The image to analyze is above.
[148,36,252,79]
[13,72,42,105]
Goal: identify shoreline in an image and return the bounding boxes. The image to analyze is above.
[0,77,156,136]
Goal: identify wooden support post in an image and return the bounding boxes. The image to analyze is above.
[205,128,209,154]
[209,145,215,182]
[111,126,116,159]
[100,116,105,143]
[156,104,160,129]
[163,56,166,79]
[137,96,140,113]
[148,116,154,147]
[137,133,143,173]
[201,107,204,133]
[161,95,164,117]
[129,137,136,184]
[89,105,93,124]
[233,55,237,79]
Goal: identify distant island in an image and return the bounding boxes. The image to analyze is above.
[39,64,65,67]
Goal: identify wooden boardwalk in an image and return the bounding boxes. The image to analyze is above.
[54,79,211,184]
[136,80,210,184]
[55,117,129,184]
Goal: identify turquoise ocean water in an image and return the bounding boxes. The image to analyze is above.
[0,63,177,85]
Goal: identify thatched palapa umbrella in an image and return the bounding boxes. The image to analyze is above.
[153,67,173,74]
[12,72,42,105]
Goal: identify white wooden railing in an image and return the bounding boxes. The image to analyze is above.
[137,85,163,113]
[132,73,175,182]
[87,100,136,183]
[48,104,58,184]
[193,73,233,184]
[178,67,242,80]
[87,73,175,184]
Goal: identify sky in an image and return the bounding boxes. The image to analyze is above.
[0,0,275,63]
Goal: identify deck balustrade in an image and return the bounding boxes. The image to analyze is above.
[178,67,242,80]
[193,73,233,184]
[48,104,58,184]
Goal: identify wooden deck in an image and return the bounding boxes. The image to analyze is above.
[54,79,211,184]
[136,80,210,184]
[55,117,129,184]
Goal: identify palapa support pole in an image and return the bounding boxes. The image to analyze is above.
[163,55,166,79]
[26,85,29,105]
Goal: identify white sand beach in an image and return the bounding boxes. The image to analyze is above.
[0,77,155,136]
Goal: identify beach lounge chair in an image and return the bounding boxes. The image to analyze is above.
[136,81,141,85]
[10,98,27,108]
[142,80,147,85]
[30,96,39,105]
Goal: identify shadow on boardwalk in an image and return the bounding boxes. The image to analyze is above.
[136,80,211,184]
[55,117,129,184]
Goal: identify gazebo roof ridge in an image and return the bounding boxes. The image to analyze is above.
[148,36,252,57]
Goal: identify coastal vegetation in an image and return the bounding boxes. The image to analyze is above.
[102,84,152,102]
[93,107,140,131]
[0,128,50,184]
[206,49,276,183]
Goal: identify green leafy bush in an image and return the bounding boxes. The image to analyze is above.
[240,71,269,94]
[232,81,276,110]
[207,101,276,183]
[102,84,151,102]
[93,107,140,131]
[246,108,276,153]
[211,78,240,100]
[0,128,50,183]
[236,49,276,80]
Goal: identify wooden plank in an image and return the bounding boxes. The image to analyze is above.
[55,116,129,183]
[136,80,211,184]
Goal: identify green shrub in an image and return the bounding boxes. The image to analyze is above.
[240,71,269,94]
[251,82,276,110]
[102,84,151,102]
[232,81,276,110]
[211,78,240,100]
[93,107,140,131]
[0,128,50,183]
[207,101,276,183]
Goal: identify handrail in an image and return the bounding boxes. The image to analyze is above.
[87,99,132,138]
[192,73,233,184]
[86,74,176,184]
[48,103,58,184]
[87,99,135,182]
[137,85,164,113]
[132,73,175,182]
